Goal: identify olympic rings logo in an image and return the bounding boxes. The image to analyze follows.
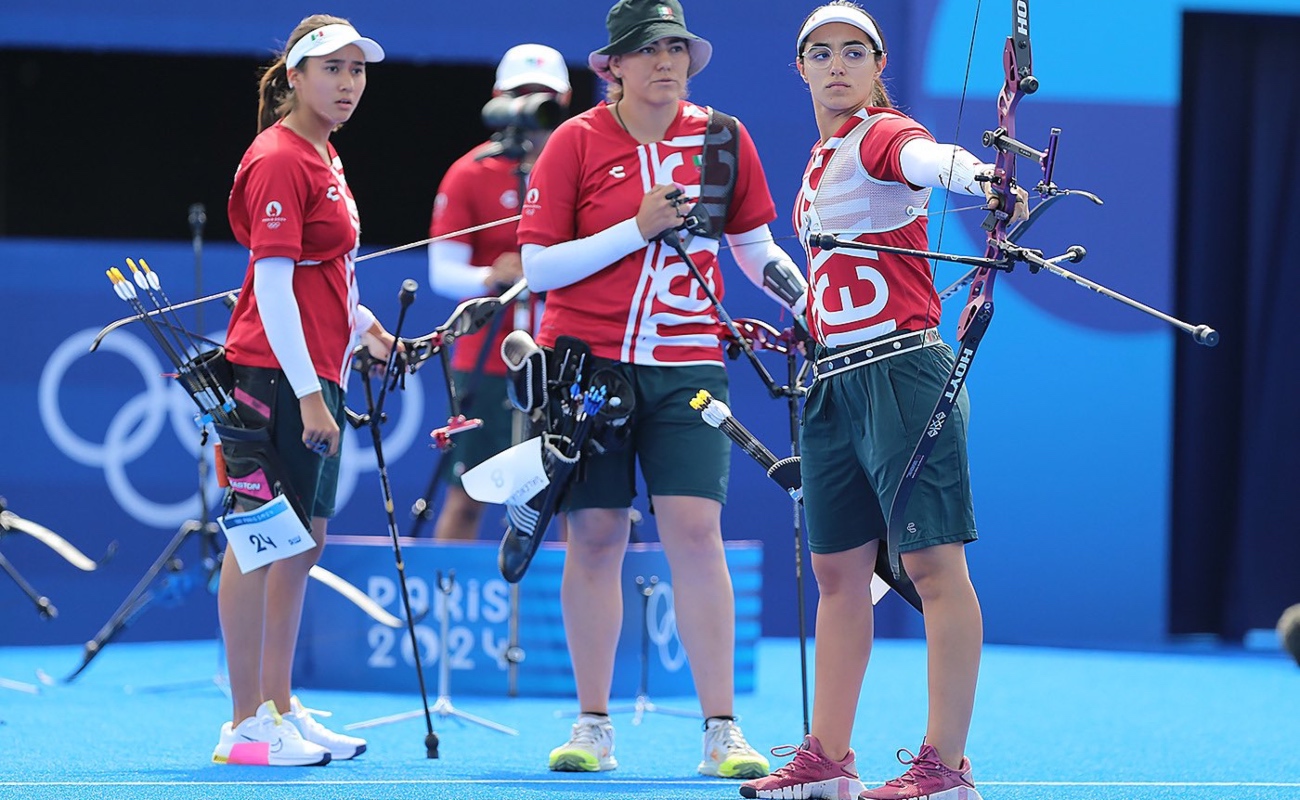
[38,328,426,529]
[645,579,688,672]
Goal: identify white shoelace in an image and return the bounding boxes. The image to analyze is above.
[292,700,333,720]
[289,700,353,742]
[710,720,756,755]
[570,719,610,748]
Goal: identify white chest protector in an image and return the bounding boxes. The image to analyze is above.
[799,112,931,240]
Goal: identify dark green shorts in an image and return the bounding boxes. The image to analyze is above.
[799,341,976,555]
[563,363,731,510]
[231,364,346,520]
[439,371,517,487]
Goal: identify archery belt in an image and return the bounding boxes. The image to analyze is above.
[813,328,942,381]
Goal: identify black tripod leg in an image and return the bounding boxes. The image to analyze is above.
[64,520,204,682]
[0,550,57,619]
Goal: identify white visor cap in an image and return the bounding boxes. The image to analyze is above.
[287,24,385,69]
[496,44,571,93]
[796,6,884,54]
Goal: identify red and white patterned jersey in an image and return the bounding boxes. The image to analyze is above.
[431,142,529,377]
[226,122,363,387]
[794,108,937,347]
[518,100,776,365]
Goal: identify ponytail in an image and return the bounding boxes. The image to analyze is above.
[254,13,351,132]
[256,59,292,132]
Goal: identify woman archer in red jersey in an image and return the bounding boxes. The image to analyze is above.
[213,14,396,768]
[517,0,809,781]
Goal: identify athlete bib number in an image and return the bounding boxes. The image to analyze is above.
[218,494,317,573]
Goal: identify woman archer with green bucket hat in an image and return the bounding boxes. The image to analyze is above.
[517,0,804,780]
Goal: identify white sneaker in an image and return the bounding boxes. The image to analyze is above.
[548,714,617,771]
[286,695,368,760]
[212,700,331,766]
[698,716,770,778]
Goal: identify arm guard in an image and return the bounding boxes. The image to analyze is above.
[761,257,810,315]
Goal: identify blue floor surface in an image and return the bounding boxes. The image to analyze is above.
[0,638,1297,799]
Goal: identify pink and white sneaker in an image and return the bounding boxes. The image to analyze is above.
[739,734,865,799]
[858,743,981,800]
[212,700,331,766]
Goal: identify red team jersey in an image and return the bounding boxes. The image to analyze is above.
[431,142,528,377]
[518,100,776,365]
[795,108,938,347]
[225,122,363,387]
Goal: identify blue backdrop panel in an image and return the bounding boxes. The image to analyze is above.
[293,538,761,697]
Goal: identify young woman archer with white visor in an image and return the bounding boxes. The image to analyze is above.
[741,2,1026,799]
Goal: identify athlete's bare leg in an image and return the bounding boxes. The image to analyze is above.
[653,495,735,717]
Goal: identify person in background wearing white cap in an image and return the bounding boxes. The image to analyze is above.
[519,0,808,781]
[427,44,572,543]
[214,14,392,767]
[740,3,1025,799]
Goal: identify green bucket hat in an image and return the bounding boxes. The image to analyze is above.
[587,0,713,81]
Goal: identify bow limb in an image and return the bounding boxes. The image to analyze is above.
[90,290,239,352]
[90,216,527,353]
[308,564,411,629]
[954,0,1036,343]
[398,278,530,373]
[0,509,111,572]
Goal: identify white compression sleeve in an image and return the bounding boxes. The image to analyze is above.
[899,139,988,195]
[252,256,321,398]
[429,240,493,300]
[725,225,808,314]
[353,303,376,336]
[520,218,647,292]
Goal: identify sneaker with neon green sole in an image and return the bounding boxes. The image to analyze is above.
[699,716,770,779]
[548,714,617,772]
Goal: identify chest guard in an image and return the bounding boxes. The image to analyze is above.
[799,113,931,241]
